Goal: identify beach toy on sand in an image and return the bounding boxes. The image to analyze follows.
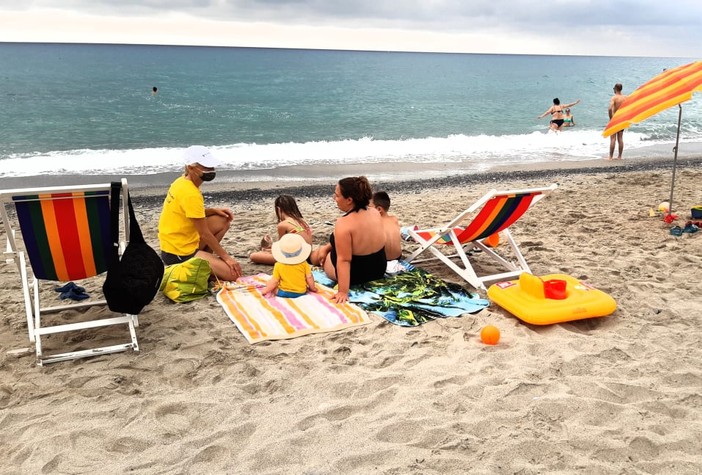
[480,325,500,345]
[658,201,670,213]
[484,233,500,248]
[487,273,616,325]
[663,213,678,224]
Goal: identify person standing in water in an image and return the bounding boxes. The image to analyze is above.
[538,98,581,132]
[562,108,575,128]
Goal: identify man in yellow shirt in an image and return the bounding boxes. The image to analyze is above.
[158,146,242,280]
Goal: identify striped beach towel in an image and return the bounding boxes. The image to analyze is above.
[217,274,372,343]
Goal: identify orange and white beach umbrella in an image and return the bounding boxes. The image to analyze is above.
[603,60,702,138]
[603,60,702,214]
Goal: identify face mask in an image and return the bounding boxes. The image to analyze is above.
[200,171,216,182]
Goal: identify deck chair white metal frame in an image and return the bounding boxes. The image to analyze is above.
[406,184,557,291]
[1,178,139,365]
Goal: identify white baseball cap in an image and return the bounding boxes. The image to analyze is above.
[183,145,222,168]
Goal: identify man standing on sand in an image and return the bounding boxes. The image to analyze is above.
[608,83,627,159]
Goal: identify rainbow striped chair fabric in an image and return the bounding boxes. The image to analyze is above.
[1,180,139,365]
[406,184,558,290]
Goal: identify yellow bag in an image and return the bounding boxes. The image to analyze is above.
[159,257,211,303]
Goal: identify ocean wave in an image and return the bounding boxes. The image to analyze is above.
[0,129,694,178]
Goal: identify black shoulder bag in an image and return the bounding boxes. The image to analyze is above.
[103,181,164,315]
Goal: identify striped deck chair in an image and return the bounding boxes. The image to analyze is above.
[1,179,139,365]
[406,184,558,291]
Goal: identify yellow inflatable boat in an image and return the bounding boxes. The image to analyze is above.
[487,273,616,325]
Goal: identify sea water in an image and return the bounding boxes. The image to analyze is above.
[1,43,700,181]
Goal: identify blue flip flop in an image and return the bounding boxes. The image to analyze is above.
[55,282,86,293]
[59,288,90,301]
[683,222,699,234]
[670,226,683,237]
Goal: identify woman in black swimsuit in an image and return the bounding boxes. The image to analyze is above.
[313,176,386,304]
[538,97,581,132]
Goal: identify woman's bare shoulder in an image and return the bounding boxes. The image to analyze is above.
[335,213,352,228]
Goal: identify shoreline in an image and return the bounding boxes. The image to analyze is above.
[86,155,702,210]
[2,140,702,193]
[2,155,701,204]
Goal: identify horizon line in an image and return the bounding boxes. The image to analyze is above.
[0,40,689,60]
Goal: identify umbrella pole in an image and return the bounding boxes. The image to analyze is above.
[668,105,683,214]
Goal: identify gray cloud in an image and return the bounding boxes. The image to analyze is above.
[2,0,700,56]
[8,0,701,28]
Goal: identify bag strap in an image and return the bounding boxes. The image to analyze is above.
[109,181,122,266]
[126,192,146,245]
[109,181,147,260]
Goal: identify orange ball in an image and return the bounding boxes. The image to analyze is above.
[480,325,500,345]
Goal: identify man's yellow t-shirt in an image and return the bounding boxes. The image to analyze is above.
[158,176,205,256]
[272,261,311,294]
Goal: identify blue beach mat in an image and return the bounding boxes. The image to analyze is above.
[313,266,489,327]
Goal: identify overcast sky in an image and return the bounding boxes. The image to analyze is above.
[1,1,700,57]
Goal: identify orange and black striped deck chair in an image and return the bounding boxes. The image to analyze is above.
[1,179,139,365]
[406,184,558,291]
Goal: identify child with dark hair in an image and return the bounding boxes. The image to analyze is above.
[250,194,313,265]
[371,191,402,262]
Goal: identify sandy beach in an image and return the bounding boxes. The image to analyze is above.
[2,160,702,474]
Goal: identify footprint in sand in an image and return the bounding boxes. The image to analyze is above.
[376,420,423,443]
[354,375,403,398]
[106,436,152,454]
[296,404,361,431]
[153,402,192,433]
[187,445,233,470]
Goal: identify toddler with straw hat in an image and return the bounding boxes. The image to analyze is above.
[262,233,318,298]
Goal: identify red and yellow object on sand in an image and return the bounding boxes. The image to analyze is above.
[487,273,616,325]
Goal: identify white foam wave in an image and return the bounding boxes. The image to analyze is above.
[0,128,683,178]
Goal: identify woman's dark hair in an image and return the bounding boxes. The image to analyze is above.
[338,176,372,211]
[553,98,560,105]
[274,195,305,223]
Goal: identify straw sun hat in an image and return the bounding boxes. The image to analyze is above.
[271,234,312,265]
